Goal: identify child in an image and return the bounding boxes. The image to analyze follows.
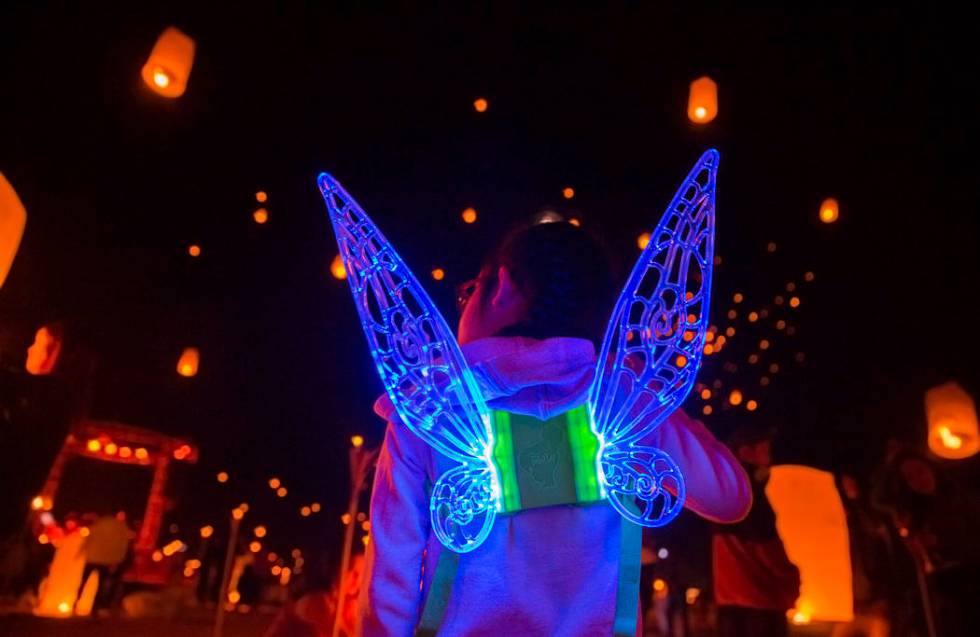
[358,221,751,636]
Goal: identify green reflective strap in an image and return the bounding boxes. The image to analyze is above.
[415,549,460,637]
[613,519,642,637]
[567,406,602,502]
[491,410,522,512]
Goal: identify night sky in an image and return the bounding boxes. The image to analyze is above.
[1,4,976,554]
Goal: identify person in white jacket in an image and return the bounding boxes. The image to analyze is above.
[357,221,751,637]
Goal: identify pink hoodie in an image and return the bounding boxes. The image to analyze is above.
[358,337,751,637]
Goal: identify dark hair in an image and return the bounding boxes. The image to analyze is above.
[479,220,615,346]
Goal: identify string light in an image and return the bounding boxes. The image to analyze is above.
[789,297,801,308]
[276,487,288,498]
[747,400,758,411]
[268,478,281,489]
[748,312,759,322]
[729,390,743,406]
[733,293,743,303]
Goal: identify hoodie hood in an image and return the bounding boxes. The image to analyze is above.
[374,336,597,422]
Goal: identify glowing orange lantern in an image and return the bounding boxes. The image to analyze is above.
[330,254,347,280]
[687,76,718,124]
[141,27,195,98]
[176,347,199,377]
[473,98,488,113]
[637,232,651,250]
[431,268,445,281]
[188,244,201,257]
[255,191,268,203]
[461,207,477,224]
[563,187,575,199]
[253,208,269,224]
[925,382,979,459]
[0,172,27,290]
[819,198,839,224]
[25,324,63,375]
[767,465,853,623]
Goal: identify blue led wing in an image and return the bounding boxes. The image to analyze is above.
[318,174,496,552]
[590,149,718,527]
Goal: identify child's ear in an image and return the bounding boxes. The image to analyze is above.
[491,266,522,308]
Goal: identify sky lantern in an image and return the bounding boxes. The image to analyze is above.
[461,207,477,223]
[766,465,853,624]
[141,27,195,98]
[176,347,199,377]
[25,324,63,375]
[255,191,268,203]
[188,244,201,257]
[563,187,575,199]
[0,172,27,290]
[253,208,269,224]
[687,76,718,124]
[925,382,979,459]
[431,268,445,281]
[819,198,839,224]
[330,254,347,280]
[637,232,651,250]
[473,98,488,113]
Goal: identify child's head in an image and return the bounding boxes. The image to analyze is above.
[457,220,614,346]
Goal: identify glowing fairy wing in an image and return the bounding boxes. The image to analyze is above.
[590,149,717,445]
[318,173,492,465]
[590,150,717,528]
[318,174,497,552]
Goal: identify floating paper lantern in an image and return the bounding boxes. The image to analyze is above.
[563,187,575,199]
[141,27,195,98]
[0,172,27,289]
[925,382,979,459]
[687,76,718,124]
[819,198,839,224]
[767,465,853,623]
[176,347,199,377]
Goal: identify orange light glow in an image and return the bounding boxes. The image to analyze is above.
[173,444,191,460]
[330,254,347,280]
[563,187,575,199]
[726,327,735,337]
[776,320,786,330]
[38,533,50,545]
[87,439,102,453]
[254,526,267,538]
[789,296,801,308]
[200,525,214,538]
[676,355,688,368]
[748,354,759,364]
[700,389,711,399]
[104,443,118,456]
[473,98,488,113]
[703,344,715,355]
[431,268,445,281]
[217,472,229,483]
[142,27,195,98]
[276,487,288,498]
[461,207,477,224]
[228,591,241,604]
[25,325,63,376]
[747,400,758,411]
[253,208,269,224]
[733,293,743,303]
[188,244,201,257]
[703,405,713,416]
[255,191,268,203]
[249,541,261,553]
[351,435,364,448]
[31,495,44,511]
[0,172,27,291]
[637,232,651,250]
[177,347,200,378]
[729,390,743,406]
[341,513,352,525]
[152,551,163,562]
[271,565,282,576]
[280,567,291,585]
[805,271,815,282]
[727,310,737,320]
[568,218,581,227]
[687,76,718,124]
[162,540,184,557]
[119,447,132,458]
[819,198,839,224]
[925,382,979,459]
[311,503,321,513]
[300,506,311,517]
[232,508,244,521]
[748,312,759,322]
[268,478,281,489]
[760,339,770,350]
